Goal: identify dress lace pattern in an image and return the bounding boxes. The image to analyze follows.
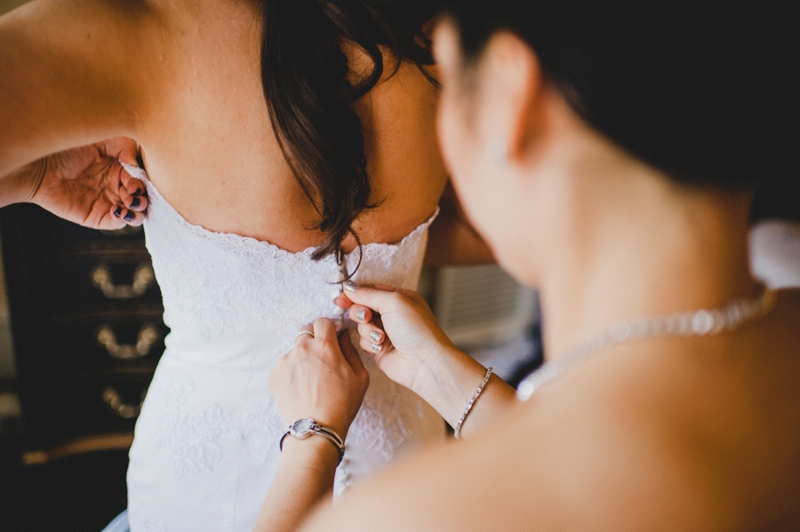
[122,164,444,532]
[140,173,435,341]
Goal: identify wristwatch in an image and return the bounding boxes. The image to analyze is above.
[280,418,345,464]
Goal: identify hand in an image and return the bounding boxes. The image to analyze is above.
[267,318,370,440]
[338,284,460,394]
[25,138,148,229]
[340,284,516,435]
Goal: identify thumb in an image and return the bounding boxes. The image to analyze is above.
[338,331,367,377]
[104,137,140,166]
[342,284,404,315]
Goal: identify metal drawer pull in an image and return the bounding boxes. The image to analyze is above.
[91,263,155,299]
[103,386,147,419]
[96,324,160,360]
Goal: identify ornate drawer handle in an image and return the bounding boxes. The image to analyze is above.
[91,263,155,299]
[96,323,160,360]
[103,386,147,419]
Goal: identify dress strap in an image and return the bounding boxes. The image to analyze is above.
[120,161,149,182]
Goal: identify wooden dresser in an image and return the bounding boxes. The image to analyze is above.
[0,203,166,531]
[0,203,166,459]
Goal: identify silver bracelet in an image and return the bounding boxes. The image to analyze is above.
[453,366,493,439]
[280,418,346,464]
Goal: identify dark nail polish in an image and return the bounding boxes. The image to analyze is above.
[123,211,136,222]
[132,188,143,196]
[114,206,123,218]
[130,197,141,209]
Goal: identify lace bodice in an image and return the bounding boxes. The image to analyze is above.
[121,164,444,532]
[142,176,436,342]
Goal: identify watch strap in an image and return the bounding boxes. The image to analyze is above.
[280,420,346,464]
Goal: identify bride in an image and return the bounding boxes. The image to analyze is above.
[0,1,486,530]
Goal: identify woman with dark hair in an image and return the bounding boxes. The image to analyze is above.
[0,1,489,530]
[259,0,800,530]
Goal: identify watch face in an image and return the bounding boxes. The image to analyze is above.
[291,418,315,437]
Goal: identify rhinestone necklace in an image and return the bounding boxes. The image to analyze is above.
[517,288,777,401]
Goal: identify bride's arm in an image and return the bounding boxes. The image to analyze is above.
[0,0,150,176]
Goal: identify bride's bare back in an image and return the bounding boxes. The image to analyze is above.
[0,0,447,250]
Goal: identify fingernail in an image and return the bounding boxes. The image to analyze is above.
[123,211,136,222]
[370,344,383,353]
[130,197,141,209]
[114,206,123,218]
[356,309,366,322]
[133,188,143,196]
[369,331,383,343]
[344,280,358,292]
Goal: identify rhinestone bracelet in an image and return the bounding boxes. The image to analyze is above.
[454,366,493,439]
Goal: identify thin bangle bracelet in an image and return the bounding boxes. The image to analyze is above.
[453,366,493,439]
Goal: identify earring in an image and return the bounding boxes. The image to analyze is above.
[486,138,509,165]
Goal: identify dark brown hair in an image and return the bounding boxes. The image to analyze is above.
[260,0,439,261]
[444,0,800,218]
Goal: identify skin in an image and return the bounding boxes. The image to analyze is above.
[1,138,148,228]
[0,0,454,253]
[262,19,800,532]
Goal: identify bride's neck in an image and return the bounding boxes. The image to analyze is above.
[528,138,757,362]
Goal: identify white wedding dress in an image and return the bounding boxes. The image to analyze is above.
[120,165,445,532]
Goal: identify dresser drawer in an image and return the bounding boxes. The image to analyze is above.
[46,252,160,309]
[40,309,168,375]
[18,372,152,450]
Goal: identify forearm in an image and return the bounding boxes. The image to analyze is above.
[0,158,44,208]
[254,437,340,532]
[0,0,143,176]
[414,345,518,439]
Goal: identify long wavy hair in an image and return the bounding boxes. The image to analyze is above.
[260,0,440,262]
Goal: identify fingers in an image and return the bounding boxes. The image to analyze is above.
[106,137,148,211]
[120,174,148,204]
[357,322,387,354]
[110,204,145,227]
[349,304,373,324]
[342,283,417,315]
[311,318,337,343]
[110,173,148,226]
[116,162,148,207]
[109,205,144,229]
[124,189,149,213]
[294,325,315,344]
[338,332,368,378]
[103,137,140,166]
[357,321,385,345]
[334,293,353,309]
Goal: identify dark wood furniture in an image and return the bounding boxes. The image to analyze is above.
[0,203,166,531]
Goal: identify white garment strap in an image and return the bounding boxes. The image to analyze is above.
[119,161,149,182]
